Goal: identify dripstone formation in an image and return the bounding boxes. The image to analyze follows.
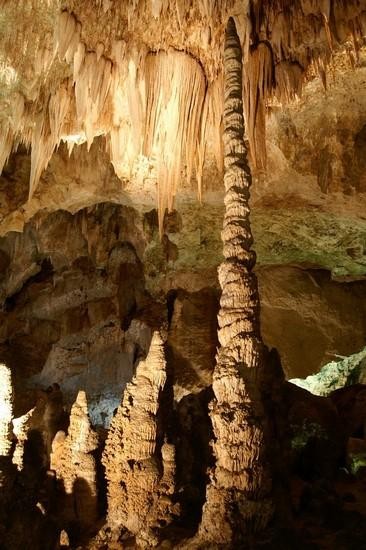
[102,331,178,548]
[199,18,272,545]
[50,391,99,528]
[1,2,366,550]
[0,364,13,458]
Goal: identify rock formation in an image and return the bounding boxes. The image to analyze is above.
[102,331,178,547]
[0,2,364,232]
[43,383,66,457]
[1,3,366,549]
[290,346,366,396]
[0,363,13,457]
[199,18,272,545]
[0,362,16,520]
[12,407,35,470]
[50,390,98,528]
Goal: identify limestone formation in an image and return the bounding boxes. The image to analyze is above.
[290,346,366,396]
[199,18,272,545]
[1,3,366,549]
[43,383,66,457]
[0,363,16,517]
[0,2,364,229]
[102,331,178,547]
[50,390,98,528]
[0,363,13,457]
[12,408,35,470]
[23,383,67,468]
[59,529,70,548]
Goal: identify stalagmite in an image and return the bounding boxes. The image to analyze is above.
[0,364,13,457]
[199,17,272,545]
[12,408,35,471]
[43,383,66,458]
[102,331,178,548]
[0,363,16,517]
[50,390,99,528]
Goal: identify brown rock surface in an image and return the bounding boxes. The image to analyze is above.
[50,390,99,528]
[12,407,35,470]
[258,266,366,379]
[199,19,272,545]
[102,331,178,547]
[330,384,366,439]
[0,363,13,457]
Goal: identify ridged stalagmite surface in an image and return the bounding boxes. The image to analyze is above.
[102,331,178,548]
[50,390,98,527]
[199,17,272,545]
[0,364,13,457]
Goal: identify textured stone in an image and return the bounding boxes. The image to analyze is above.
[0,363,13,457]
[102,331,178,547]
[290,347,366,396]
[199,19,272,545]
[258,267,366,379]
[12,407,35,470]
[330,384,366,439]
[50,390,98,528]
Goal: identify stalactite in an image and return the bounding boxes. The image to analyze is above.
[143,50,206,234]
[243,41,274,170]
[199,17,272,545]
[0,126,14,176]
[198,72,224,197]
[56,10,80,63]
[102,331,178,548]
[50,390,99,527]
[274,61,304,104]
[29,82,72,198]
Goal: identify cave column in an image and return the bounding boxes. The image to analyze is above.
[199,17,272,544]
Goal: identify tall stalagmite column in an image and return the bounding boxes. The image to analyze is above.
[199,17,272,544]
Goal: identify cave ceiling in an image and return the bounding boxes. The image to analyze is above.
[0,0,365,230]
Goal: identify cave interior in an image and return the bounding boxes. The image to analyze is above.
[1,1,366,549]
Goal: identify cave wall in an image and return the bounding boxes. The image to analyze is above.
[0,201,365,424]
[0,53,366,422]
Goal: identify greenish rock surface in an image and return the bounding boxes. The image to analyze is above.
[143,202,366,297]
[253,209,366,279]
[290,347,366,396]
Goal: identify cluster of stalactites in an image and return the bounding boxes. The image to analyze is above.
[240,0,366,168]
[0,7,225,234]
[0,0,365,219]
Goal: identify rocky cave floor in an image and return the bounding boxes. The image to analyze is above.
[3,369,366,549]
